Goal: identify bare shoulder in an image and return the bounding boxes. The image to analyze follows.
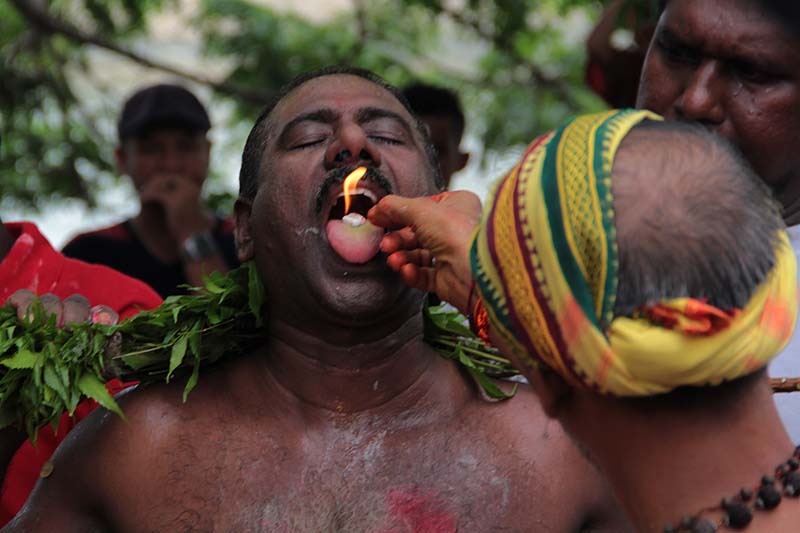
[6,363,243,532]
[463,380,632,532]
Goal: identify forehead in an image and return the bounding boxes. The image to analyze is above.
[271,75,413,130]
[661,0,800,58]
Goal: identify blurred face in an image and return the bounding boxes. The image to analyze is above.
[420,115,467,189]
[117,128,210,192]
[237,75,439,331]
[637,0,800,215]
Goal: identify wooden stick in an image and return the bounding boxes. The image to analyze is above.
[771,377,800,393]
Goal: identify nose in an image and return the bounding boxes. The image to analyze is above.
[674,61,725,126]
[156,144,185,173]
[324,123,381,170]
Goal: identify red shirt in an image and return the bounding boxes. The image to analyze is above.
[0,222,162,524]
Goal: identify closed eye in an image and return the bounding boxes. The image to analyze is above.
[368,132,404,145]
[291,138,326,150]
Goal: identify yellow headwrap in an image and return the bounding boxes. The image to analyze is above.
[470,109,797,396]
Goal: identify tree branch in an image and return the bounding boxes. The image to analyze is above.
[436,4,581,108]
[7,0,271,106]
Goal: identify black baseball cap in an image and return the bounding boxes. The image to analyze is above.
[117,84,211,142]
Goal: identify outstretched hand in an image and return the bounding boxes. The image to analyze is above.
[367,191,482,315]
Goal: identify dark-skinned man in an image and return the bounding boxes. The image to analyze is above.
[634,0,800,440]
[5,68,629,532]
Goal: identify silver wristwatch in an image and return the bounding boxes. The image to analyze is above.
[180,231,220,262]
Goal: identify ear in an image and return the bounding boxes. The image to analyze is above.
[528,366,573,420]
[234,197,255,262]
[455,151,470,173]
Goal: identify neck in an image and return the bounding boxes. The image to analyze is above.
[260,312,454,416]
[576,379,793,532]
[776,177,800,227]
[0,223,14,263]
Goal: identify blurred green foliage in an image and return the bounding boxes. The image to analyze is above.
[0,0,655,211]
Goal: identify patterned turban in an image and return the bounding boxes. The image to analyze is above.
[470,109,797,397]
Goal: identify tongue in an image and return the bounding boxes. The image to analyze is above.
[325,214,384,264]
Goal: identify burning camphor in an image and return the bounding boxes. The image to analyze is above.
[342,166,368,227]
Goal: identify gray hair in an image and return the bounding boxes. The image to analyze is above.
[612,120,784,318]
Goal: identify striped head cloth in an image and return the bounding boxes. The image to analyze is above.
[470,109,797,396]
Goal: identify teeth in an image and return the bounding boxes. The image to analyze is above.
[337,187,377,203]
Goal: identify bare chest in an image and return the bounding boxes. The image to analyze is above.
[112,422,569,532]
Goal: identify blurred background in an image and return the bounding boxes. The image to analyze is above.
[0,0,659,247]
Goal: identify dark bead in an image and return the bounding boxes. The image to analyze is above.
[690,518,718,533]
[740,488,754,501]
[762,475,776,485]
[663,526,678,533]
[789,458,800,471]
[681,516,695,528]
[776,464,789,477]
[794,445,800,458]
[723,502,753,529]
[783,471,800,497]
[756,483,782,509]
[721,497,736,508]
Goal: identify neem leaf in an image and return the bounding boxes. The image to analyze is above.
[182,360,200,403]
[466,367,518,400]
[204,279,225,295]
[77,374,125,419]
[167,335,188,381]
[248,261,265,322]
[1,349,37,369]
[43,364,69,403]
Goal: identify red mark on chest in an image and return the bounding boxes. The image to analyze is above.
[383,487,457,533]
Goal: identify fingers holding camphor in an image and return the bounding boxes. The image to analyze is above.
[386,249,434,272]
[379,227,420,255]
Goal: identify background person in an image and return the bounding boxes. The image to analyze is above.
[63,83,238,298]
[635,0,800,440]
[402,83,469,189]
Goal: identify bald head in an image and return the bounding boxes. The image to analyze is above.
[612,121,784,317]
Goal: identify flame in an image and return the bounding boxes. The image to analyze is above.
[342,166,368,215]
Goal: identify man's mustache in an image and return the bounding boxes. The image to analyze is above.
[314,166,394,214]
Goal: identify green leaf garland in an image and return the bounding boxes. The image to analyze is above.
[0,262,519,441]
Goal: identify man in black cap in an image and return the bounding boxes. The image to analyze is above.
[63,83,238,297]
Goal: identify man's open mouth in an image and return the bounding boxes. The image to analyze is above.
[323,169,389,265]
[327,187,379,220]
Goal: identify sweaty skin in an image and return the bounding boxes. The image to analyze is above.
[636,0,800,224]
[6,74,628,533]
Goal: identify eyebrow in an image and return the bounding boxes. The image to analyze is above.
[278,108,339,145]
[354,107,414,138]
[659,26,794,73]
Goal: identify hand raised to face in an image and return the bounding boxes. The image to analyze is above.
[368,190,481,314]
[138,175,211,242]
